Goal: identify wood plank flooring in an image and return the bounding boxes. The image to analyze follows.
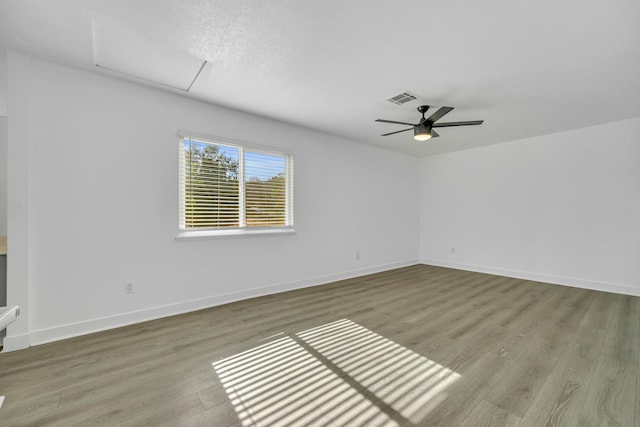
[1,265,639,426]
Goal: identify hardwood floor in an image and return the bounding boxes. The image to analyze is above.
[0,265,638,426]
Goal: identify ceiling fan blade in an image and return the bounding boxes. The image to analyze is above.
[375,119,416,126]
[381,128,413,136]
[426,106,454,123]
[432,120,484,128]
[431,129,439,138]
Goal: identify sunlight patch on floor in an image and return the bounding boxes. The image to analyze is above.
[213,319,460,426]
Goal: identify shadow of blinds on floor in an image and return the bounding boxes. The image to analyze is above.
[213,318,460,426]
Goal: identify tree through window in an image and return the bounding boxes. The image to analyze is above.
[179,136,293,232]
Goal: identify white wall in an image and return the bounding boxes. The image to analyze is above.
[0,51,6,234]
[419,117,640,296]
[4,51,31,351]
[5,54,419,348]
[0,116,6,236]
[0,51,7,116]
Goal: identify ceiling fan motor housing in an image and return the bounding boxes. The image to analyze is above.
[414,121,432,140]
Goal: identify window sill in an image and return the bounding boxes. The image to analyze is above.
[175,228,296,241]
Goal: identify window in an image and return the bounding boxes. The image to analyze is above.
[178,134,293,236]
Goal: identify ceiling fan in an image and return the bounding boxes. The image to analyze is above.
[376,105,483,141]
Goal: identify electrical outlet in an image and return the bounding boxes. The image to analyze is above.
[451,248,456,254]
[125,281,135,295]
[356,252,360,261]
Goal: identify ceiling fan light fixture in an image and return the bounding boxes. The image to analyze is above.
[414,132,432,141]
[413,123,432,141]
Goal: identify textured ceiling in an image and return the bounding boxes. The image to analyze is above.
[1,0,639,156]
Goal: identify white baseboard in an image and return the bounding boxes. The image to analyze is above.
[420,258,640,297]
[26,259,419,347]
[2,333,30,352]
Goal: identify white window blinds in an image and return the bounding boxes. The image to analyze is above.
[179,136,293,231]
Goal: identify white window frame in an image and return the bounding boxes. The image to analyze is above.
[176,131,294,239]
